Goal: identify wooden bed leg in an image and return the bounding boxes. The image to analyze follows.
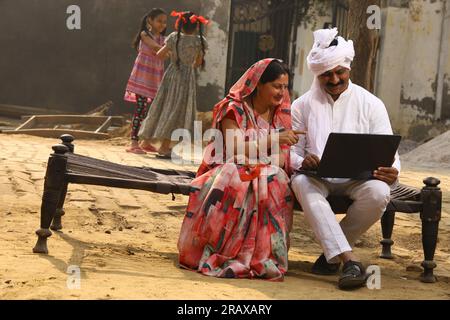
[380,210,395,259]
[33,144,69,254]
[50,186,67,231]
[50,135,75,231]
[420,177,441,283]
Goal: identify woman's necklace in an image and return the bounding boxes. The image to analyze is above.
[251,96,272,124]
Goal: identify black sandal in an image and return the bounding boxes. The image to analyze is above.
[311,253,341,275]
[338,260,367,290]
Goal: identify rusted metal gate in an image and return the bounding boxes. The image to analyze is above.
[225,0,303,92]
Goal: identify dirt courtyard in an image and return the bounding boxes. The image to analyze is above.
[0,134,449,299]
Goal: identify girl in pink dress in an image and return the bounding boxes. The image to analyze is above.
[125,8,168,154]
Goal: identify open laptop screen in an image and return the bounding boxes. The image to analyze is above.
[299,133,401,179]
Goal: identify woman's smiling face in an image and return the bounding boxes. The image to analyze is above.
[257,73,289,108]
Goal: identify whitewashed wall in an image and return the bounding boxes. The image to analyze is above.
[377,0,450,139]
[197,0,231,112]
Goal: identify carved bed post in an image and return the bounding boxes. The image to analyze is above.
[33,144,69,254]
[420,177,441,283]
[60,134,75,153]
[50,135,74,231]
[380,210,395,259]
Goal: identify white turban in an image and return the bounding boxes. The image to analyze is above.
[306,28,355,76]
[304,28,356,155]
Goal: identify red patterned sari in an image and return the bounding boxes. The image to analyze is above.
[177,59,294,281]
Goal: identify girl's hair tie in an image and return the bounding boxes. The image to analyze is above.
[190,15,209,25]
[171,10,187,29]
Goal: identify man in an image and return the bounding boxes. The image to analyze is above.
[290,28,401,290]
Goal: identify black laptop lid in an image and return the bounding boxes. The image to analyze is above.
[316,133,401,179]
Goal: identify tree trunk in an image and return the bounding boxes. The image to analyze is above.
[346,0,381,92]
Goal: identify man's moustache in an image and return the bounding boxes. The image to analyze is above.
[326,81,344,87]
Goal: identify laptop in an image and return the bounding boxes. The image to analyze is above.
[296,133,401,179]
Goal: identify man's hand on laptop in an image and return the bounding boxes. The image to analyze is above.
[373,167,399,185]
[301,154,321,170]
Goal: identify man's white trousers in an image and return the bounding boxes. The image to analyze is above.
[291,175,391,262]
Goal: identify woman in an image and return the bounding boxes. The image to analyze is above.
[177,59,304,281]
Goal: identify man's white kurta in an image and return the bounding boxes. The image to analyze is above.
[289,80,401,262]
[290,80,401,175]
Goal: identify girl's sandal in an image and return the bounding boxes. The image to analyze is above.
[126,147,147,154]
[141,145,158,153]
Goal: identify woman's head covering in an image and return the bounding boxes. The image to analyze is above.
[306,27,355,76]
[197,58,293,177]
[212,58,291,130]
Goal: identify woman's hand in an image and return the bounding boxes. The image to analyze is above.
[276,130,306,146]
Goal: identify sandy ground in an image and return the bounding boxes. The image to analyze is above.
[0,133,449,300]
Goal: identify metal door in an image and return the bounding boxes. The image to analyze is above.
[225,0,302,92]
